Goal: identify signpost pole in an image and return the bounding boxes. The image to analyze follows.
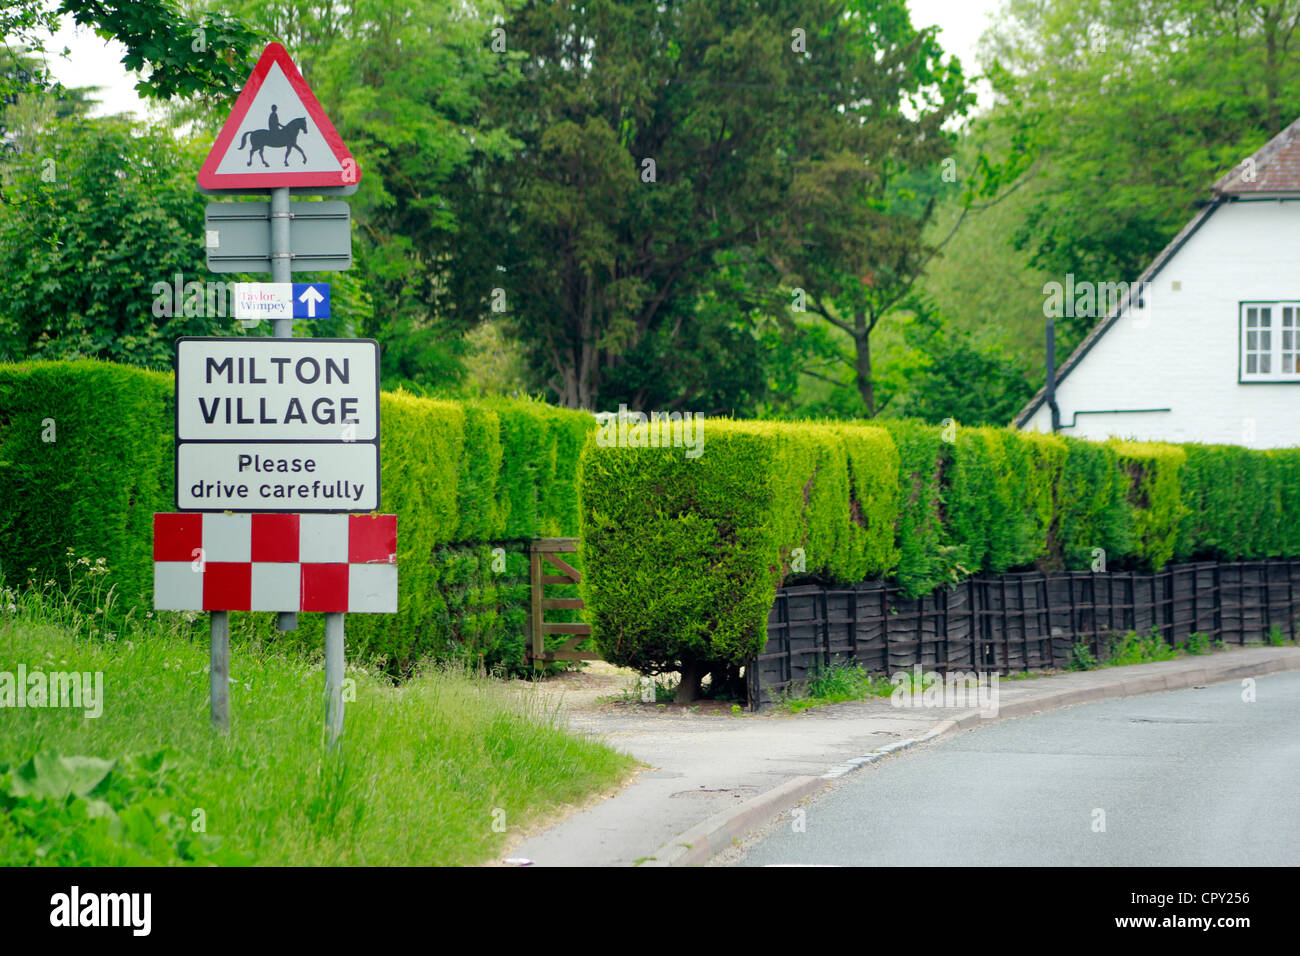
[271,183,345,740]
[210,609,231,731]
[270,186,299,634]
[270,186,292,330]
[325,611,345,747]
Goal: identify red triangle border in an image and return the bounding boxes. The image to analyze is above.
[197,42,360,190]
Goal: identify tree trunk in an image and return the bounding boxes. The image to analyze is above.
[675,657,705,704]
[853,308,874,416]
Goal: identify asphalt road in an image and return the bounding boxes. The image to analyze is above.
[734,671,1300,866]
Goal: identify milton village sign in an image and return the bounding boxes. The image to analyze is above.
[153,43,396,746]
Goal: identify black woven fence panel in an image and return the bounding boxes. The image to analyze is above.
[751,560,1300,708]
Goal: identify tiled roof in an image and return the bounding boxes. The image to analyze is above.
[1213,115,1300,194]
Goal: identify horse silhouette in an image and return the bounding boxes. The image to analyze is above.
[238,117,310,168]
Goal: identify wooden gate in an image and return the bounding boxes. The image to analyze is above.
[527,537,599,663]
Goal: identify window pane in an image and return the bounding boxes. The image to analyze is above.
[1262,309,1272,326]
[1263,331,1272,349]
[1248,309,1258,326]
[1286,355,1294,373]
[1262,354,1272,373]
[1248,331,1258,349]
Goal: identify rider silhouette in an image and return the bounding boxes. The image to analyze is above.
[268,105,282,134]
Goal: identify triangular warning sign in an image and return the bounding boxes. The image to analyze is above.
[197,42,359,190]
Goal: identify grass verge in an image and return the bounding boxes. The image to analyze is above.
[0,590,634,866]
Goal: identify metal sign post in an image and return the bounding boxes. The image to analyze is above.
[166,41,375,748]
[211,606,231,732]
[270,186,296,636]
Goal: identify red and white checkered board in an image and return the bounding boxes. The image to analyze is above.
[153,513,397,613]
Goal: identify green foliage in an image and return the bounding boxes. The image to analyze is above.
[912,141,1055,374]
[253,391,596,672]
[1107,628,1178,666]
[983,0,1300,295]
[1175,444,1300,560]
[1111,441,1187,569]
[60,1,261,103]
[1184,632,1212,655]
[224,0,524,393]
[492,398,590,541]
[7,359,1300,687]
[782,662,893,713]
[459,0,970,411]
[948,426,1045,574]
[580,418,902,674]
[0,119,222,365]
[0,360,172,608]
[1048,435,1132,571]
[875,420,951,596]
[0,749,243,865]
[2,1,259,107]
[1067,641,1098,671]
[580,425,784,675]
[831,424,902,578]
[884,310,1036,426]
[581,413,1300,679]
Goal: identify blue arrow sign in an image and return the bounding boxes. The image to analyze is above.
[292,283,330,319]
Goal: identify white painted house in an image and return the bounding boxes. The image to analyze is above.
[1015,119,1300,448]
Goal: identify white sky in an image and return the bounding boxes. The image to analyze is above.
[910,0,1003,104]
[42,0,1004,120]
[44,13,155,120]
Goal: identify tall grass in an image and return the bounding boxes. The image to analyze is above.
[0,568,634,866]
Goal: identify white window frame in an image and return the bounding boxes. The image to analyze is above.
[1240,301,1300,383]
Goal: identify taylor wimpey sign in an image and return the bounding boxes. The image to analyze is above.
[175,337,380,512]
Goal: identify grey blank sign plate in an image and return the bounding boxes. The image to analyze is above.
[205,200,352,273]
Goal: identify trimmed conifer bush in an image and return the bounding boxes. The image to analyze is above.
[578,416,1300,696]
[579,419,899,699]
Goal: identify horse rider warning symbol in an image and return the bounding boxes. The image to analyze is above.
[197,42,360,190]
[241,104,310,168]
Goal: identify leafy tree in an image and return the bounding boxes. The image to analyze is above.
[982,0,1300,323]
[455,0,971,411]
[0,4,66,115]
[220,0,522,391]
[911,130,1052,376]
[881,302,1035,427]
[2,1,260,105]
[755,0,973,417]
[0,114,228,364]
